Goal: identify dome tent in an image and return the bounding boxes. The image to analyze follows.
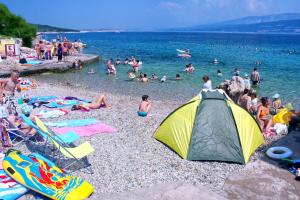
[154,89,263,164]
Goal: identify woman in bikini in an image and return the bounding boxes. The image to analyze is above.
[257,97,272,131]
[72,95,111,111]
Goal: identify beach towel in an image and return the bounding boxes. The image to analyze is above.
[29,96,57,104]
[45,118,98,127]
[65,96,91,103]
[44,100,79,108]
[52,123,117,137]
[36,109,68,119]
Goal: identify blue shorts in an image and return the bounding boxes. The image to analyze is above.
[137,111,147,117]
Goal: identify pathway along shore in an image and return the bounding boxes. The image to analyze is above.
[0,54,100,77]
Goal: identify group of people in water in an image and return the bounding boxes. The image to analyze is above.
[105,56,142,75]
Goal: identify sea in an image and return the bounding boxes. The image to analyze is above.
[37,32,300,108]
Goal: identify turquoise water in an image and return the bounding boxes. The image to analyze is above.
[40,32,300,107]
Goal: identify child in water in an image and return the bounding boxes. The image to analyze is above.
[138,95,152,117]
[217,70,222,77]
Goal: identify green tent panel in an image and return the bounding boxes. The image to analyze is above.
[153,90,263,164]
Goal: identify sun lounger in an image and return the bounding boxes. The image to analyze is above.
[24,116,94,173]
[0,117,35,147]
[21,115,80,144]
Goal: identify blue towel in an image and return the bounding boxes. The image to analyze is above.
[45,118,98,127]
[43,100,79,108]
[29,96,57,104]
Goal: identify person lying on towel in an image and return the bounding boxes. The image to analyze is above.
[71,95,111,111]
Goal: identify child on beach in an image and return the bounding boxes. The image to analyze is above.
[138,95,151,117]
[271,93,282,114]
[20,97,33,117]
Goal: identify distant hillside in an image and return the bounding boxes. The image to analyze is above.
[169,13,300,33]
[31,24,79,33]
[215,13,300,26]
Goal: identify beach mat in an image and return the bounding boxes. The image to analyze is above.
[45,118,98,127]
[44,100,79,108]
[52,123,117,137]
[36,109,68,119]
[29,96,57,104]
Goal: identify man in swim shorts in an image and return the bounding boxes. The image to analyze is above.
[251,68,260,86]
[0,71,21,115]
[138,95,151,117]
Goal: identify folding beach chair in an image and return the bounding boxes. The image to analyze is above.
[22,115,94,173]
[21,114,80,144]
[0,117,35,147]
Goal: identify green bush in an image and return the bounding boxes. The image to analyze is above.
[0,4,36,47]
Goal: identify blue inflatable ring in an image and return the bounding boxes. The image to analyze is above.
[266,146,293,159]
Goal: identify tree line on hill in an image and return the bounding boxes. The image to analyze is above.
[0,3,36,47]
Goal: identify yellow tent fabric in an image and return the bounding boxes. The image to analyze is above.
[153,100,200,159]
[228,101,263,163]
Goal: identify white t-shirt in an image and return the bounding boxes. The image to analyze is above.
[0,104,8,118]
[203,80,212,90]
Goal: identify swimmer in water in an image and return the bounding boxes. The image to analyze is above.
[141,74,148,82]
[175,74,181,80]
[88,69,95,74]
[217,69,222,77]
[151,73,158,80]
[128,72,136,79]
[213,58,219,64]
[161,75,167,82]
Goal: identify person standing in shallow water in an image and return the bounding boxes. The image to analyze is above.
[202,75,212,90]
[251,68,261,86]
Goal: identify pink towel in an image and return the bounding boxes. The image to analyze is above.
[53,123,117,137]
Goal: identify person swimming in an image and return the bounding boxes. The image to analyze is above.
[217,69,222,77]
[88,69,95,74]
[141,74,148,82]
[124,58,129,65]
[233,68,240,76]
[151,73,158,80]
[161,75,167,82]
[128,72,136,79]
[175,74,181,80]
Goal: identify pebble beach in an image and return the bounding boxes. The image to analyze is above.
[17,80,247,198]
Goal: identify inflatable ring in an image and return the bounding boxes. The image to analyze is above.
[266,146,293,159]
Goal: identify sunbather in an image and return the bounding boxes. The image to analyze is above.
[72,95,111,111]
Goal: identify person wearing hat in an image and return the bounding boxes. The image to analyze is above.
[244,73,251,90]
[272,93,282,114]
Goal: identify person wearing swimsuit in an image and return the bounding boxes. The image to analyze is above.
[257,97,272,131]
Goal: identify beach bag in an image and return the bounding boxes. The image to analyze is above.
[274,123,288,135]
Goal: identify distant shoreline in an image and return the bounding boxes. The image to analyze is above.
[38,30,300,35]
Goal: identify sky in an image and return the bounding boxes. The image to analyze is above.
[1,0,300,30]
